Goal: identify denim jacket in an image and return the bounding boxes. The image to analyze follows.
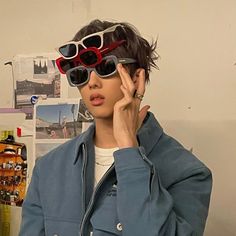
[19,112,212,236]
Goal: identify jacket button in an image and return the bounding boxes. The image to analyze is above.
[116,223,123,231]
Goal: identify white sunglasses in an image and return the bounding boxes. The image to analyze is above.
[55,24,124,60]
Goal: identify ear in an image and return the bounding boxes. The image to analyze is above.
[132,68,143,88]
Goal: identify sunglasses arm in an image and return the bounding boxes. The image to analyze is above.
[100,40,126,54]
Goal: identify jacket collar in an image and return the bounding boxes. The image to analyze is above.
[72,123,95,164]
[137,112,163,155]
[72,111,163,164]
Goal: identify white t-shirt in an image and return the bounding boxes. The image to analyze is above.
[94,146,118,186]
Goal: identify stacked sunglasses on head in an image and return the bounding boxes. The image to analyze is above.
[55,24,137,87]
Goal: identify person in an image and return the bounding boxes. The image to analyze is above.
[19,19,212,236]
[49,129,58,139]
[61,116,68,138]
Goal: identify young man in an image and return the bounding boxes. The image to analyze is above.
[19,19,212,236]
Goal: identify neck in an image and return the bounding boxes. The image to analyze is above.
[94,118,118,148]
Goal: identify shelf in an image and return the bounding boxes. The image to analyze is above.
[0,153,24,159]
[0,199,22,204]
[0,169,23,172]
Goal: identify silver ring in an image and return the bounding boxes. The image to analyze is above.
[134,93,144,101]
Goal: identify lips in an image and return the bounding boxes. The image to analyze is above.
[90,93,105,106]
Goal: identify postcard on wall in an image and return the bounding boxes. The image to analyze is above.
[34,98,82,140]
[12,53,69,119]
[33,98,93,162]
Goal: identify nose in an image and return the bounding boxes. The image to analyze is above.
[88,70,102,88]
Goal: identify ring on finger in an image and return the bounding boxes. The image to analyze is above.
[134,93,144,101]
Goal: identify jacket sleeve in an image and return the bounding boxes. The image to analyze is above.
[19,162,45,236]
[113,147,212,236]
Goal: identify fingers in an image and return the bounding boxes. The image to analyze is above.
[114,64,150,142]
[115,84,133,110]
[117,64,136,96]
[117,64,146,105]
[134,69,146,98]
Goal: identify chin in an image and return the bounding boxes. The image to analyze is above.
[89,108,113,120]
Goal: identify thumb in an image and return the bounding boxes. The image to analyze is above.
[137,105,150,130]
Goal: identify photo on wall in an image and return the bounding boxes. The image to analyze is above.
[12,53,62,119]
[35,99,82,140]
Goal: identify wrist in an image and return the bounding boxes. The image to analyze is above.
[117,137,139,149]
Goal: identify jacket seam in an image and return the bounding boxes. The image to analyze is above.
[44,216,80,223]
[170,166,212,189]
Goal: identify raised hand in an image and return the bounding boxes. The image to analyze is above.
[113,64,150,148]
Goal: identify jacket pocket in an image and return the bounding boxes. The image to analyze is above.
[44,218,80,236]
[90,187,122,235]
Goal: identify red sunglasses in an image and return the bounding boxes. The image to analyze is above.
[56,40,126,74]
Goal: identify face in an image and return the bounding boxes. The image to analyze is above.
[78,70,124,120]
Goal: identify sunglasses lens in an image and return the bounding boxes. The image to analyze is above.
[59,60,75,73]
[96,57,116,76]
[79,50,99,66]
[83,35,101,48]
[59,44,77,58]
[69,68,88,86]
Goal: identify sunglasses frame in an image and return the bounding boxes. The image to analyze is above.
[56,40,126,74]
[55,24,124,60]
[66,55,137,87]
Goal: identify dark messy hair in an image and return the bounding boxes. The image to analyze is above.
[72,19,159,83]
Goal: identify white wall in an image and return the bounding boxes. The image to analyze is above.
[1,0,236,235]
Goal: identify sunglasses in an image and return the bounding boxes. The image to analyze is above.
[66,55,136,87]
[56,24,124,60]
[56,40,126,74]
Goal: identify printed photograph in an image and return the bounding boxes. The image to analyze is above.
[35,101,82,139]
[13,54,61,119]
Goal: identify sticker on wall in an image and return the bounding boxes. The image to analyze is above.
[0,134,27,207]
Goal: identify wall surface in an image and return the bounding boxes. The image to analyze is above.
[1,0,236,235]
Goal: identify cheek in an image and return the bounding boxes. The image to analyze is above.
[114,88,124,101]
[106,81,123,101]
[78,87,90,106]
[78,87,87,98]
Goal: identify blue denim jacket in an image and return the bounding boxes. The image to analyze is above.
[19,112,212,236]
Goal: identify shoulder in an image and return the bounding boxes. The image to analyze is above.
[152,132,211,187]
[158,132,208,168]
